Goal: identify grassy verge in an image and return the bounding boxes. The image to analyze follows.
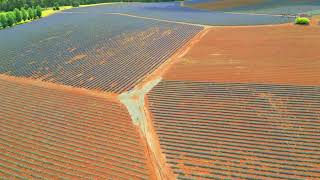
[79,2,120,8]
[42,6,73,17]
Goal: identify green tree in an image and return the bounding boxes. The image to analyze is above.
[6,12,15,26]
[0,14,8,28]
[35,5,42,17]
[33,7,37,18]
[21,7,28,21]
[27,7,34,19]
[14,8,22,22]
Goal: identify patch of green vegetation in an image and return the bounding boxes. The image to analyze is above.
[72,1,80,7]
[0,6,43,30]
[53,2,61,10]
[295,17,310,25]
[42,6,72,17]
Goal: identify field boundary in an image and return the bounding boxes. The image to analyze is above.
[117,27,210,179]
[60,11,208,27]
[0,74,119,102]
[133,27,210,90]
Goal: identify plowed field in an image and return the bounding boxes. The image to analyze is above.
[0,12,202,93]
[1,2,320,179]
[148,80,320,179]
[0,77,154,179]
[65,2,294,25]
[147,23,320,179]
[164,25,320,86]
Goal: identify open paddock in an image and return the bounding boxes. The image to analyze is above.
[0,77,154,179]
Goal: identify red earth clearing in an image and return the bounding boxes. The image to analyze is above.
[0,76,155,179]
[164,24,320,86]
[147,22,320,179]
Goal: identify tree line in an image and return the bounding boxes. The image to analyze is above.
[0,0,175,12]
[0,5,41,28]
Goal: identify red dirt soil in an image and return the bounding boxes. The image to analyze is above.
[147,80,320,179]
[0,77,155,179]
[164,24,320,86]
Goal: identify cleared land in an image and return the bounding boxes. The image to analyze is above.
[0,76,154,179]
[164,25,320,86]
[148,80,320,179]
[0,2,320,179]
[146,23,320,178]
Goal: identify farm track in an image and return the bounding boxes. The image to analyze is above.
[147,80,320,179]
[0,78,155,179]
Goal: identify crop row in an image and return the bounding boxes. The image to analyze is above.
[147,80,320,179]
[64,2,294,25]
[0,79,152,179]
[0,12,202,93]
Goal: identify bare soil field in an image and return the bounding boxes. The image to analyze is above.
[164,24,320,86]
[147,20,320,179]
[1,2,320,179]
[148,80,320,179]
[0,76,155,179]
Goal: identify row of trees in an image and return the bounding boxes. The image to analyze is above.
[0,6,41,28]
[0,0,174,12]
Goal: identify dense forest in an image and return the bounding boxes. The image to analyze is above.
[0,0,175,11]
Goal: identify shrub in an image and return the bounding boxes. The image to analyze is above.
[72,1,80,7]
[0,14,8,28]
[21,8,28,21]
[295,17,310,25]
[27,7,34,19]
[14,8,22,22]
[36,6,42,18]
[53,3,60,10]
[6,12,15,26]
